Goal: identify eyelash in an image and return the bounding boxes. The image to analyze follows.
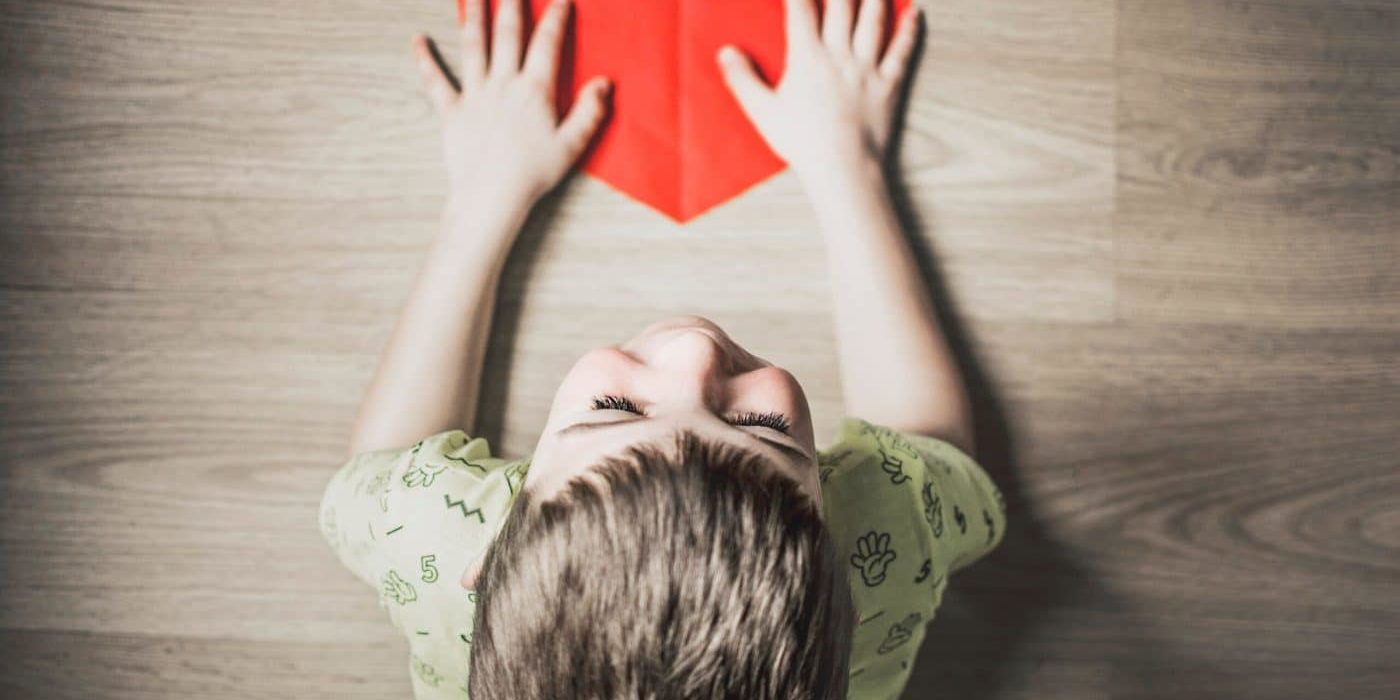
[590,394,792,434]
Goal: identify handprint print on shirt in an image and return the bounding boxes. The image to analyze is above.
[886,430,917,457]
[360,468,393,512]
[402,461,447,489]
[877,613,923,655]
[410,654,444,688]
[382,569,418,605]
[878,447,910,485]
[850,531,898,586]
[922,482,944,538]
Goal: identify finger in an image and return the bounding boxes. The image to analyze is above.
[491,0,525,75]
[716,46,775,131]
[412,35,457,116]
[822,0,855,53]
[783,0,821,51]
[852,0,886,66]
[459,0,488,89]
[556,76,611,161]
[523,0,570,87]
[878,4,922,84]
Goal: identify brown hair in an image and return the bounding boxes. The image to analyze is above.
[468,430,854,699]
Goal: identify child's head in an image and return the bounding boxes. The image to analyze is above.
[467,315,852,698]
[469,431,854,699]
[524,314,823,506]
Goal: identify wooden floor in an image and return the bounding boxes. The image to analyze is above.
[1,0,1396,697]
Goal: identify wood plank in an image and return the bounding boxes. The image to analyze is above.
[0,629,408,700]
[1116,0,1400,330]
[30,0,1400,699]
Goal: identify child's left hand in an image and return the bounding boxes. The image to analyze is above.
[412,0,611,215]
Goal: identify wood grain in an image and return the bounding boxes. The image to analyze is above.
[1,0,1396,698]
[0,629,410,699]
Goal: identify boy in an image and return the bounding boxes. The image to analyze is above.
[319,0,1007,697]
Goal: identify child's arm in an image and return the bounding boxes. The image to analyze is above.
[719,0,974,454]
[349,0,610,456]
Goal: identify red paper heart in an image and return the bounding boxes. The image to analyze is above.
[460,0,908,222]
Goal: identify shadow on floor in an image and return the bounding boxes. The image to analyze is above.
[888,137,1246,700]
[886,158,1087,698]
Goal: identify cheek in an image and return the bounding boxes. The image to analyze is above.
[546,348,635,420]
[737,367,811,420]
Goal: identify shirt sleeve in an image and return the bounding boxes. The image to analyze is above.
[899,427,1007,575]
[316,430,528,600]
[817,416,1008,700]
[319,430,527,699]
[821,416,1007,576]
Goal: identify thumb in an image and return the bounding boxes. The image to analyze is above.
[556,76,613,164]
[716,45,774,130]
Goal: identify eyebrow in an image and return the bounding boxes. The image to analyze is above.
[558,415,811,464]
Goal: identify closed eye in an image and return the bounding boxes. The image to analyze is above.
[590,394,792,435]
[590,394,642,413]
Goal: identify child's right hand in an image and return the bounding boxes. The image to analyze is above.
[716,0,922,186]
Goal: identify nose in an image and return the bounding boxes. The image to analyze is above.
[651,329,735,399]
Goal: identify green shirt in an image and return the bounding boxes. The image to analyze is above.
[318,416,1007,699]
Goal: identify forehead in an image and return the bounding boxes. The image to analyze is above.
[534,415,813,500]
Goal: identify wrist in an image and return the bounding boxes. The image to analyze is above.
[794,152,890,211]
[444,187,535,227]
[438,193,533,269]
